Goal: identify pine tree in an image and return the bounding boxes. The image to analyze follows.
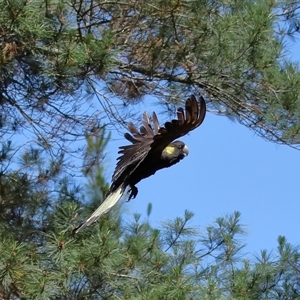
[1,0,300,162]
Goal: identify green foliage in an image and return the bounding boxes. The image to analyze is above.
[1,0,300,172]
[1,200,300,299]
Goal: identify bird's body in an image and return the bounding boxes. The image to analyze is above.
[110,140,188,197]
[74,95,206,233]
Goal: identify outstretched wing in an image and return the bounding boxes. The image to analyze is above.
[151,94,206,151]
[111,111,158,185]
[112,95,206,184]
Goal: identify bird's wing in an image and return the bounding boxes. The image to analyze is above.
[151,94,206,151]
[112,95,206,183]
[111,110,159,183]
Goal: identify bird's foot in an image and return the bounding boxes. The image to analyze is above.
[127,185,138,201]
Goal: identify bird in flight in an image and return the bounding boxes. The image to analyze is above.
[74,94,206,232]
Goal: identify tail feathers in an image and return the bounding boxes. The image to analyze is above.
[74,186,124,233]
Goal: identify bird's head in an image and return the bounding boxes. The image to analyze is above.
[161,141,189,164]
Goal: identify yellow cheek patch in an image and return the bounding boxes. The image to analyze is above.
[164,146,175,155]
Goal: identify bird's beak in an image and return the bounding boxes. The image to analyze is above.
[183,145,189,156]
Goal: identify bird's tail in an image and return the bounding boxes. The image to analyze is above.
[74,186,124,233]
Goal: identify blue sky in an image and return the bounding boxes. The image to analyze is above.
[106,110,300,254]
[102,42,300,255]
